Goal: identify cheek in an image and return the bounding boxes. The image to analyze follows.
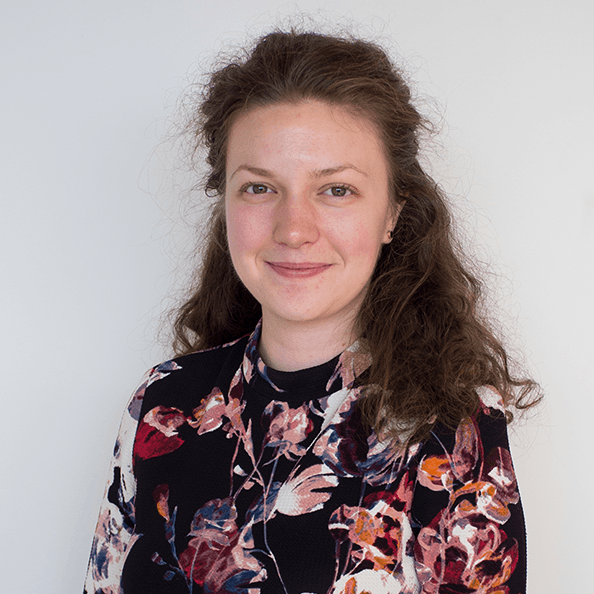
[341,218,386,266]
[226,203,268,266]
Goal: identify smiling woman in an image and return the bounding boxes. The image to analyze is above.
[225,101,397,371]
[84,28,540,594]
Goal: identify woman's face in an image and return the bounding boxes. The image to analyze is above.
[225,100,398,336]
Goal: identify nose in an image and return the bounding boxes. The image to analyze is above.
[272,193,319,248]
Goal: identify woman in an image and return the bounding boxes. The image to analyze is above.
[85,29,539,594]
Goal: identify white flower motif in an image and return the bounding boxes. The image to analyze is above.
[331,569,405,594]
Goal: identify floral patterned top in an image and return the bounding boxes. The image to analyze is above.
[84,323,526,594]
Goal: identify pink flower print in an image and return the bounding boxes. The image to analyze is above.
[262,401,313,459]
[200,527,267,593]
[451,417,480,483]
[415,415,521,593]
[188,387,226,436]
[222,370,248,440]
[330,478,414,574]
[242,352,256,384]
[326,344,371,391]
[179,497,239,585]
[483,447,520,511]
[449,447,519,525]
[415,507,519,593]
[418,417,481,494]
[179,498,265,592]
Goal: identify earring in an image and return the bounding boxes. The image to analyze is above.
[387,229,394,240]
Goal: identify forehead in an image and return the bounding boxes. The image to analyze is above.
[226,100,387,169]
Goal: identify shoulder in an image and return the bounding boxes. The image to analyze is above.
[412,386,518,523]
[418,386,510,453]
[136,334,250,417]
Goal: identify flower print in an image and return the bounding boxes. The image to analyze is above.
[242,349,256,385]
[483,447,519,511]
[275,463,339,516]
[452,446,519,525]
[201,525,267,593]
[241,464,336,531]
[150,485,187,582]
[419,417,519,525]
[330,568,407,594]
[154,484,171,522]
[415,507,519,593]
[262,401,313,459]
[179,497,265,592]
[326,343,372,391]
[146,360,182,387]
[414,410,521,592]
[312,395,368,478]
[417,453,455,492]
[245,482,282,525]
[329,475,414,575]
[418,417,481,494]
[134,375,254,464]
[133,406,187,462]
[313,386,402,485]
[127,361,182,421]
[179,497,239,584]
[451,417,480,483]
[188,387,226,436]
[242,320,284,392]
[357,431,402,487]
[223,395,246,437]
[223,370,248,440]
[87,504,141,591]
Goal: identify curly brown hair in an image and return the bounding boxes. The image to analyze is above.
[172,29,540,444]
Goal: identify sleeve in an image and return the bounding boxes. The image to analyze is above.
[83,371,150,594]
[411,387,527,594]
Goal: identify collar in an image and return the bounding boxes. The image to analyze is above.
[241,320,372,403]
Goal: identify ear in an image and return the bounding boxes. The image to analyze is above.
[383,200,405,244]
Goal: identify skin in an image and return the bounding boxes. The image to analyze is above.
[225,100,400,371]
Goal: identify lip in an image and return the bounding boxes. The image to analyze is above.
[266,261,332,279]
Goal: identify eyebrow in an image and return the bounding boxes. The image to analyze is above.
[229,164,368,180]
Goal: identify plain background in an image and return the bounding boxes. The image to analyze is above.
[1,1,592,592]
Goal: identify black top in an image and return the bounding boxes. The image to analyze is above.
[85,323,527,593]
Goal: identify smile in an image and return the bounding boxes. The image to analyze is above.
[266,262,332,279]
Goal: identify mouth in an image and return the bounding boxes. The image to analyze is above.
[266,261,332,279]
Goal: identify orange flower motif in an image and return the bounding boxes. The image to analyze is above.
[418,454,455,491]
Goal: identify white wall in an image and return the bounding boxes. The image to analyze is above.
[1,1,592,592]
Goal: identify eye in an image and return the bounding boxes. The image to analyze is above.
[243,183,272,195]
[322,184,356,198]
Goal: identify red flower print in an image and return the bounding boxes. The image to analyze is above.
[133,406,187,462]
[178,497,265,592]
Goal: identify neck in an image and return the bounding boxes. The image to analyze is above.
[259,315,357,372]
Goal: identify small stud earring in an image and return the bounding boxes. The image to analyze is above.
[387,229,394,240]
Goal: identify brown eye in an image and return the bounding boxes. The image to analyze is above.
[322,185,354,197]
[246,184,270,194]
